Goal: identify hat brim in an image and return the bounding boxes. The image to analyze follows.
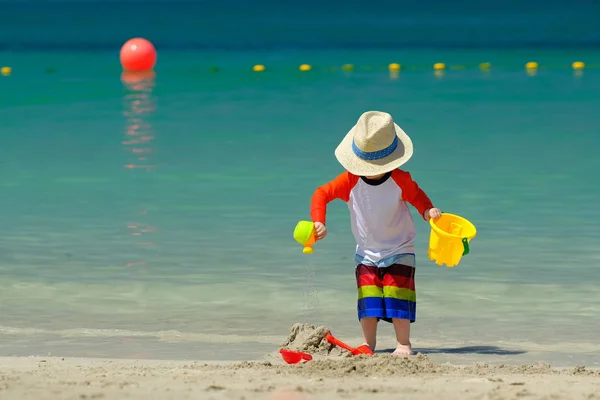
[334,123,413,176]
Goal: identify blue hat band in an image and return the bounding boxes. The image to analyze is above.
[352,136,398,161]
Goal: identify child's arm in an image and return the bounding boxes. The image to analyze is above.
[392,170,435,221]
[310,171,358,225]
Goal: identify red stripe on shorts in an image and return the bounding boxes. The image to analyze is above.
[358,272,383,288]
[382,274,415,291]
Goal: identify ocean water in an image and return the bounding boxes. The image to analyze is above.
[1,1,600,367]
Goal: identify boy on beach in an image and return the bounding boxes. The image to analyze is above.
[310,111,441,356]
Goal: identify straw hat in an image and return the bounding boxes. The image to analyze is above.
[335,111,413,176]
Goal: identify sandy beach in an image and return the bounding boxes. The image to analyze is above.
[1,355,599,400]
[1,325,599,400]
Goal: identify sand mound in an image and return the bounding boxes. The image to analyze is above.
[297,353,446,377]
[279,323,351,357]
[234,353,447,377]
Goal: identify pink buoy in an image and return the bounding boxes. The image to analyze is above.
[120,38,157,72]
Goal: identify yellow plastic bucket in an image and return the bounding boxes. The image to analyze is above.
[428,213,477,268]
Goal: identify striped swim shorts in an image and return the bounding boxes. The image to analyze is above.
[355,263,416,323]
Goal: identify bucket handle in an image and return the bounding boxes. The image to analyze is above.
[462,238,470,256]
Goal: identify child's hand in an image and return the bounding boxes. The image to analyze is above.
[314,222,327,240]
[426,208,442,220]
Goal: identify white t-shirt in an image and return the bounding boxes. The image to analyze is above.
[310,169,433,265]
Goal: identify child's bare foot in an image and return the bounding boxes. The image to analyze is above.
[360,317,378,352]
[392,343,413,357]
[360,343,374,352]
[391,319,413,356]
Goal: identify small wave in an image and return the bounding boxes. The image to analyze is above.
[0,325,284,345]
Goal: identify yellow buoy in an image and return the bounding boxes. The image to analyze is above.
[299,64,311,71]
[433,62,446,71]
[525,61,538,70]
[572,61,585,70]
[341,64,354,71]
[388,63,401,71]
[253,64,265,72]
[1,66,11,76]
[479,62,491,70]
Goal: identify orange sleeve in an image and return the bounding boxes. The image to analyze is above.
[391,169,434,220]
[310,172,359,224]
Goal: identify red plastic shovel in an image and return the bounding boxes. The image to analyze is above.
[279,349,313,364]
[325,332,374,355]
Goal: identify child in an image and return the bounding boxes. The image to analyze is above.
[310,111,441,356]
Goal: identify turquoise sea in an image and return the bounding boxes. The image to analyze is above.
[1,1,599,367]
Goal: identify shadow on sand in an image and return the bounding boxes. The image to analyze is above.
[376,345,526,356]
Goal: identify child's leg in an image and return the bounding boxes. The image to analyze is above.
[355,264,385,351]
[392,318,413,356]
[360,317,378,350]
[381,263,416,357]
